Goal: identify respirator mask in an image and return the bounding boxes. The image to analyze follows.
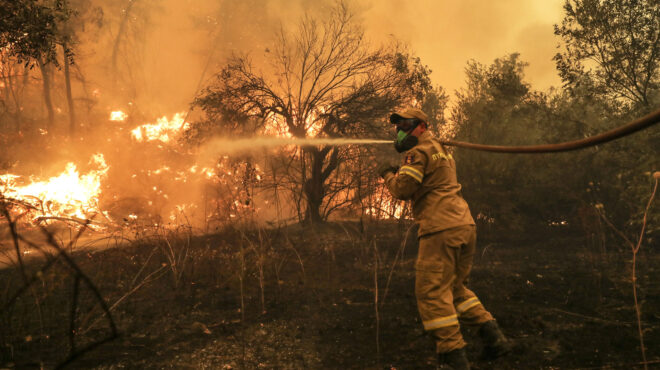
[394,118,420,152]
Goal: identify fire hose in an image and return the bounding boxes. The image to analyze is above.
[440,108,660,153]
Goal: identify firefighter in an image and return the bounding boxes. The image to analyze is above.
[377,107,511,369]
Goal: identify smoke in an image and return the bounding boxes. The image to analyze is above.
[360,0,565,94]
[74,0,565,120]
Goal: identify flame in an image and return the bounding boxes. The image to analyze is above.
[131,112,189,143]
[304,108,324,138]
[0,154,109,221]
[263,113,292,138]
[262,108,324,138]
[148,166,170,175]
[110,110,127,121]
[365,183,407,219]
[169,203,197,222]
[201,167,217,179]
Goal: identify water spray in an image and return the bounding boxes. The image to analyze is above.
[200,137,391,157]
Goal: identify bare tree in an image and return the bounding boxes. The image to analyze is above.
[194,2,433,222]
[111,0,137,81]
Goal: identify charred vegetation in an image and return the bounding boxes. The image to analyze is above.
[1,0,659,368]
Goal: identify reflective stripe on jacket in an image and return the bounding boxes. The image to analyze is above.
[383,131,475,237]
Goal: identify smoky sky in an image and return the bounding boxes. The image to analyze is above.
[360,0,565,94]
[79,0,565,116]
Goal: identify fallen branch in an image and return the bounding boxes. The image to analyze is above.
[547,308,632,326]
[35,216,108,228]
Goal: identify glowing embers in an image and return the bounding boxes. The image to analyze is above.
[0,154,109,221]
[131,112,189,143]
[365,183,408,220]
[262,108,325,138]
[169,203,198,222]
[109,110,128,122]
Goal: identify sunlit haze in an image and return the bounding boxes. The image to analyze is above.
[78,0,565,114]
[362,0,565,94]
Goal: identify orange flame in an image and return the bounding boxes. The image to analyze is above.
[365,182,408,219]
[0,154,109,221]
[131,112,188,143]
[109,110,127,122]
[263,108,324,138]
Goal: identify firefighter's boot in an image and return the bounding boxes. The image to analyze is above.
[478,320,512,360]
[437,347,470,370]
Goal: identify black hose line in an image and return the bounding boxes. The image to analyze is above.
[441,108,660,153]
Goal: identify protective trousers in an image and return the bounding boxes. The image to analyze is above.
[415,225,494,353]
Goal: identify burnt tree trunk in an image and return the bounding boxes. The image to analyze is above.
[303,146,340,223]
[3,66,22,133]
[37,58,55,134]
[63,43,76,136]
[112,0,137,83]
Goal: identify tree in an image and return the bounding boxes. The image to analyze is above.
[451,54,597,231]
[194,2,433,223]
[0,50,29,133]
[111,0,137,81]
[59,0,104,136]
[452,50,657,239]
[555,0,660,235]
[421,85,450,139]
[59,0,79,136]
[554,0,660,109]
[0,0,73,134]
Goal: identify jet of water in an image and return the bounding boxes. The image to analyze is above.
[201,136,391,157]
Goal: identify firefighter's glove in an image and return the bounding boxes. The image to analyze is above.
[376,161,398,178]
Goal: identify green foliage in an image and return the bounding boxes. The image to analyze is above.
[452,50,658,238]
[554,0,660,236]
[0,0,73,67]
[392,53,433,103]
[554,0,660,108]
[452,54,569,231]
[450,0,660,238]
[421,85,449,131]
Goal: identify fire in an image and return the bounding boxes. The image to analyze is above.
[262,108,324,138]
[169,203,197,222]
[365,183,408,219]
[263,113,292,137]
[0,154,110,221]
[110,110,128,121]
[186,165,218,180]
[131,112,189,143]
[201,167,217,179]
[304,108,324,138]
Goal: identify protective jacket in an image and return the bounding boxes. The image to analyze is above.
[383,131,475,237]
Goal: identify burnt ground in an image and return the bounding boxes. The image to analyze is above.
[1,221,659,369]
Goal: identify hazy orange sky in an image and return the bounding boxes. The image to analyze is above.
[87,0,568,114]
[361,0,566,94]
